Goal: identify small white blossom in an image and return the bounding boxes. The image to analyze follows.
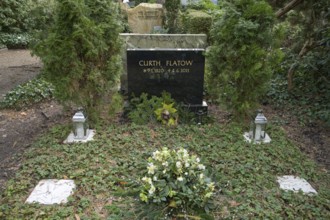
[205,192,213,198]
[185,162,190,168]
[207,182,215,191]
[199,173,204,179]
[147,163,156,174]
[142,177,152,184]
[148,185,156,195]
[185,172,188,175]
[198,164,205,170]
[152,150,160,158]
[176,161,182,169]
[177,176,184,181]
[196,157,200,163]
[163,169,167,174]
[153,176,158,181]
[162,161,169,167]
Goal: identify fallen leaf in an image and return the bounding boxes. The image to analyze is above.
[20,112,27,116]
[229,200,241,207]
[74,214,80,220]
[150,129,157,138]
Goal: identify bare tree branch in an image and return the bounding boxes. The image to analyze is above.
[276,0,303,18]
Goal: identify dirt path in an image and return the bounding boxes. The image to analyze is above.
[0,50,67,192]
[0,49,41,100]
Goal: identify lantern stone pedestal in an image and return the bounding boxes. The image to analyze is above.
[243,132,271,144]
[64,129,95,143]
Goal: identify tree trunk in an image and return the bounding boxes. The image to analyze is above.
[287,40,312,91]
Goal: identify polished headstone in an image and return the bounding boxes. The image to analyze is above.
[119,34,208,93]
[127,48,205,105]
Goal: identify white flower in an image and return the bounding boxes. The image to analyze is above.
[185,172,188,176]
[162,161,169,167]
[142,177,152,184]
[198,164,205,170]
[185,162,190,168]
[207,182,215,191]
[148,185,156,195]
[199,173,204,179]
[147,163,156,174]
[177,176,184,181]
[205,192,213,198]
[153,176,157,181]
[161,148,170,158]
[163,169,167,174]
[152,150,160,158]
[176,161,182,169]
[196,157,200,163]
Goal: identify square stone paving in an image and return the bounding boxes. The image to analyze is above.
[26,179,75,205]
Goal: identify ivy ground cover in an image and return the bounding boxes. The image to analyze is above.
[0,123,329,219]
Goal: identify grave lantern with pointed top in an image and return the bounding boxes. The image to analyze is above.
[72,111,88,139]
[253,109,267,141]
[245,109,271,143]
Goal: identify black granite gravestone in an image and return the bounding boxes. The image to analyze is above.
[127,48,205,105]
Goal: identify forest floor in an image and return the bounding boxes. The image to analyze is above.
[0,49,329,192]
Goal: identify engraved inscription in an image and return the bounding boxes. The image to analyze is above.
[137,59,193,76]
[137,10,160,19]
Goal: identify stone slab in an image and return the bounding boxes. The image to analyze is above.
[26,179,75,205]
[277,175,317,194]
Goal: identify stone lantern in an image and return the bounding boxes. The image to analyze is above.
[253,110,267,141]
[72,111,88,139]
[64,110,95,143]
[244,109,271,144]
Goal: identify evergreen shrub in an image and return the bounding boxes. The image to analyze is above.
[0,0,29,33]
[180,9,212,37]
[32,0,123,124]
[207,0,283,118]
[164,0,181,33]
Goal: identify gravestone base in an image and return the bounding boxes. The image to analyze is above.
[183,100,208,113]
